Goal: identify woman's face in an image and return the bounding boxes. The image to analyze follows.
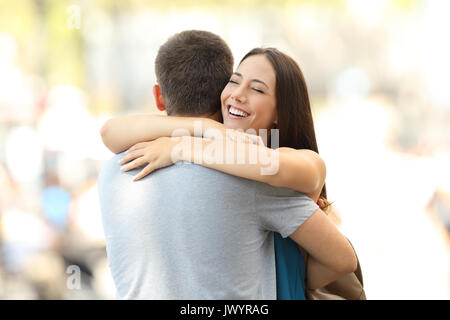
[221,54,277,132]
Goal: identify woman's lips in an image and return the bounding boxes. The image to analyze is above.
[227,105,250,119]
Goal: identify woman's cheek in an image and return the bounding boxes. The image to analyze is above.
[221,84,232,99]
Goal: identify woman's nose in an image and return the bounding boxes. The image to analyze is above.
[231,88,246,103]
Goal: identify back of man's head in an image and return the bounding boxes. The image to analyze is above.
[155,30,233,116]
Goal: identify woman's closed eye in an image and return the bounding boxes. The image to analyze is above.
[229,78,264,93]
[252,87,264,94]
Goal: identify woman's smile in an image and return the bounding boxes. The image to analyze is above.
[227,104,251,119]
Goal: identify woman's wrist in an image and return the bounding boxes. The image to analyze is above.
[175,136,218,164]
[171,136,197,163]
[168,136,185,163]
[202,119,229,142]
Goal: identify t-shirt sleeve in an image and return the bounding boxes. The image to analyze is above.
[253,181,319,238]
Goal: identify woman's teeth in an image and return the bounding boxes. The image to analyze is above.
[228,106,249,118]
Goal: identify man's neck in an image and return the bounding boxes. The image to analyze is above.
[170,110,221,122]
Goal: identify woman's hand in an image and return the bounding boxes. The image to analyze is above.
[317,198,326,209]
[226,131,266,146]
[203,128,265,146]
[119,136,183,181]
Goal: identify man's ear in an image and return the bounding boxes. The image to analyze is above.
[153,85,166,111]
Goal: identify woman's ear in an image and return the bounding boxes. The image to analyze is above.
[153,85,166,111]
[273,118,278,129]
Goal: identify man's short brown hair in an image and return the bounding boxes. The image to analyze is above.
[155,30,233,116]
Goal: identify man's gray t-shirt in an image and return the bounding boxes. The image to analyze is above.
[98,153,318,299]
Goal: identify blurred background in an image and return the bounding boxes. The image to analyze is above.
[0,0,449,299]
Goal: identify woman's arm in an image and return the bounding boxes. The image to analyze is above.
[121,135,325,196]
[100,114,224,154]
[178,137,326,195]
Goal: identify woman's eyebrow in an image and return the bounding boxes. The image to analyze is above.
[252,79,269,89]
[233,72,269,89]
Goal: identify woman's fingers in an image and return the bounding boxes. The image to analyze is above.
[126,141,151,153]
[121,156,147,172]
[133,162,159,181]
[119,149,145,165]
[226,131,263,145]
[317,198,325,209]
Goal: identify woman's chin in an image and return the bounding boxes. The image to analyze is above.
[223,120,247,130]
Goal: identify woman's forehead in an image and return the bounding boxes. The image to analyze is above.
[237,55,275,83]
